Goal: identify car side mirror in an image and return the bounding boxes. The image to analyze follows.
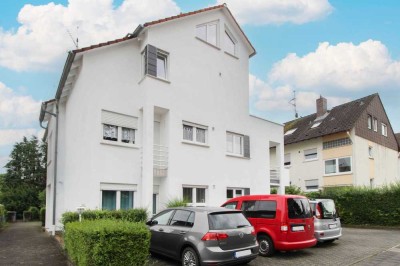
[146,220,158,226]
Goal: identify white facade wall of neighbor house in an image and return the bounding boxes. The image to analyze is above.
[285,138,323,191]
[353,135,399,187]
[43,7,283,231]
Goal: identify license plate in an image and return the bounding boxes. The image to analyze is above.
[292,225,305,232]
[235,249,251,258]
[329,224,337,229]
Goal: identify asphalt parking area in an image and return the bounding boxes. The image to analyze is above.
[149,227,400,266]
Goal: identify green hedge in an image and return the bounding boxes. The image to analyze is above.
[306,183,400,226]
[64,220,150,266]
[40,207,45,226]
[28,206,40,220]
[61,208,148,225]
[0,204,6,227]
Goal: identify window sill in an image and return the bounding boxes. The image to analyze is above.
[139,74,171,85]
[369,156,374,160]
[284,165,291,169]
[304,158,318,163]
[226,153,250,160]
[224,51,239,59]
[101,140,139,149]
[181,140,209,148]
[324,172,352,177]
[195,37,221,51]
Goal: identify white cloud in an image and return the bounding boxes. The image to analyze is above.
[217,0,333,25]
[0,82,41,127]
[0,0,180,71]
[269,40,400,91]
[0,128,38,146]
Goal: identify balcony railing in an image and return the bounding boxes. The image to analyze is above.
[154,144,168,177]
[270,167,280,187]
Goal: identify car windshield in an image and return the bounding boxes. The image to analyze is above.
[287,198,312,219]
[208,212,251,230]
[320,200,337,219]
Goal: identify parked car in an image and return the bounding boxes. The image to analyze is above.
[309,199,342,243]
[222,194,317,256]
[146,206,258,266]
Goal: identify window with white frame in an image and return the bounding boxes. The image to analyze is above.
[226,188,249,199]
[226,132,243,155]
[182,122,208,144]
[305,179,319,190]
[224,29,236,55]
[102,190,134,210]
[102,110,137,145]
[367,115,372,129]
[196,21,218,46]
[324,157,352,175]
[284,153,291,166]
[368,146,373,158]
[142,45,169,80]
[183,186,207,206]
[304,148,318,161]
[381,123,387,136]
[373,118,378,132]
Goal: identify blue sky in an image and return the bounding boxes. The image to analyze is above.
[1,0,400,173]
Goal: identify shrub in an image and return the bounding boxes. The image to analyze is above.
[28,206,40,220]
[0,204,6,227]
[40,207,46,226]
[270,188,278,194]
[61,208,148,225]
[64,220,150,266]
[285,185,303,195]
[166,198,188,208]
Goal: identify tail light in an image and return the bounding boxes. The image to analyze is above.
[251,229,256,236]
[315,204,322,219]
[201,232,229,241]
[280,225,288,232]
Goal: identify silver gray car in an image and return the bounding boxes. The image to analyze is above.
[146,206,258,266]
[309,199,342,243]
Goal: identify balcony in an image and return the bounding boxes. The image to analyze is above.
[154,144,168,177]
[270,167,280,187]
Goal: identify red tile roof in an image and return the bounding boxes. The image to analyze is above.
[73,36,132,54]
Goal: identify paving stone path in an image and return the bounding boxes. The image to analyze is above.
[0,222,69,265]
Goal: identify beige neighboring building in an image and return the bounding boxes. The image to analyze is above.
[284,94,399,192]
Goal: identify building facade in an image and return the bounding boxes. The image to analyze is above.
[40,5,284,232]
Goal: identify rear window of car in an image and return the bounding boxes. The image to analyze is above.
[208,212,251,230]
[241,200,276,219]
[287,198,312,219]
[223,201,238,210]
[319,200,337,219]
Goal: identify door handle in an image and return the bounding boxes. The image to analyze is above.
[179,231,186,235]
[158,228,164,232]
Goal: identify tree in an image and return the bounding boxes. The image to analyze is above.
[0,136,47,218]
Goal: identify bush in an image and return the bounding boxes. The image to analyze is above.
[270,188,278,194]
[40,207,46,226]
[0,204,6,227]
[166,198,188,208]
[285,185,303,195]
[62,208,148,225]
[28,206,40,220]
[64,220,150,266]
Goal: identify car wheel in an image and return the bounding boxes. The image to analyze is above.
[182,247,199,266]
[258,235,275,257]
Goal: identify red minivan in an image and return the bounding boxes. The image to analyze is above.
[222,194,317,256]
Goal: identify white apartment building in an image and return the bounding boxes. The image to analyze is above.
[39,5,284,232]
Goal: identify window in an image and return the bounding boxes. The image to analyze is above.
[102,190,134,210]
[381,123,387,136]
[196,21,218,46]
[226,188,249,199]
[367,115,372,129]
[284,153,291,166]
[152,209,174,226]
[142,44,169,80]
[224,30,236,55]
[373,118,378,132]
[183,186,207,206]
[324,157,352,175]
[311,122,321,128]
[323,138,352,149]
[287,198,312,219]
[368,146,373,158]
[226,132,250,158]
[101,110,137,145]
[305,179,319,190]
[284,128,297,135]
[182,122,208,144]
[170,210,194,227]
[304,148,318,161]
[240,200,277,219]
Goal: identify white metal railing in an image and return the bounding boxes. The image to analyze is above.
[154,144,168,177]
[270,167,280,186]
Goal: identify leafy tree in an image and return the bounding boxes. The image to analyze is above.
[0,136,47,218]
[285,185,303,195]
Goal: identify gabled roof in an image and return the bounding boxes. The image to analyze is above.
[284,94,377,145]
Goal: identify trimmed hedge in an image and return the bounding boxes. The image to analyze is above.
[40,207,45,226]
[64,220,150,266]
[61,208,148,225]
[0,204,6,227]
[28,206,40,220]
[306,183,400,226]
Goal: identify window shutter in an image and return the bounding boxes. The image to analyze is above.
[244,188,250,195]
[243,135,250,158]
[305,179,319,187]
[101,110,138,128]
[146,44,157,77]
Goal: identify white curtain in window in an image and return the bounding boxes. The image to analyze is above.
[122,128,135,143]
[183,125,193,141]
[196,128,206,143]
[103,125,118,140]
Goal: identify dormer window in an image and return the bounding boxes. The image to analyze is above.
[284,128,297,135]
[311,122,321,128]
[196,21,218,47]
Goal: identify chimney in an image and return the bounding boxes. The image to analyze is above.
[316,96,327,117]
